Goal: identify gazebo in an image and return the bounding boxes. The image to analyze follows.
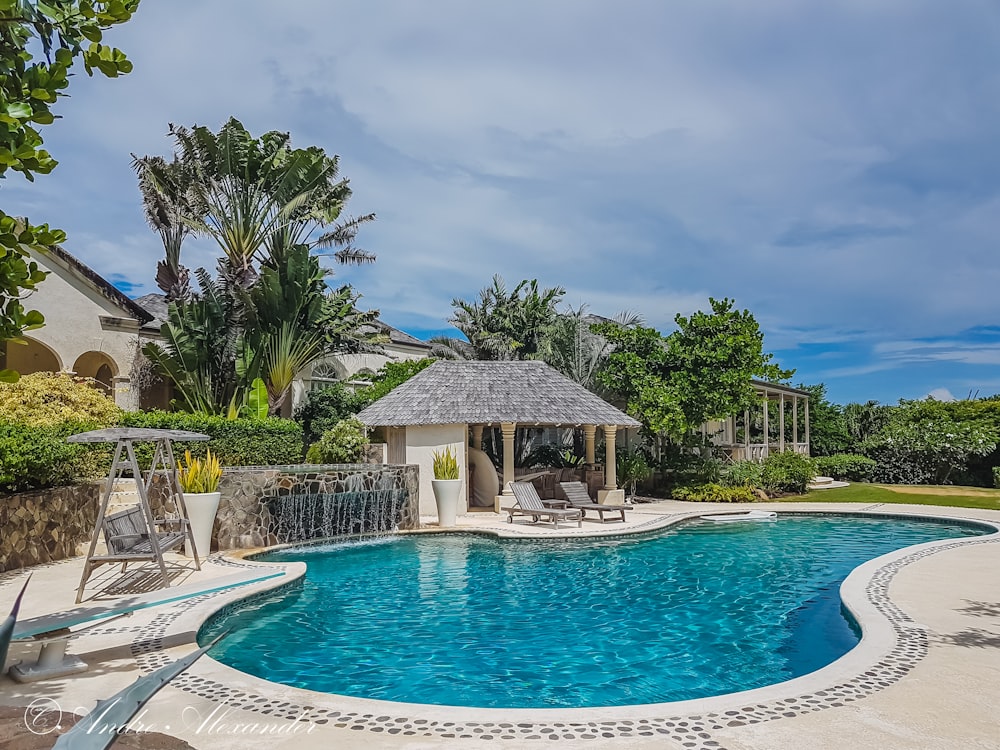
[356,360,641,515]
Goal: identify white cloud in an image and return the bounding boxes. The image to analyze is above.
[926,388,957,402]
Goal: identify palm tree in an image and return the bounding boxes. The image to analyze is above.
[447,275,565,360]
[132,155,194,301]
[137,118,375,286]
[538,305,642,390]
[136,119,382,415]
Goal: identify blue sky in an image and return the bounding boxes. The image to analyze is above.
[4,0,1000,406]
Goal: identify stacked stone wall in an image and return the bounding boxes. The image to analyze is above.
[0,482,102,572]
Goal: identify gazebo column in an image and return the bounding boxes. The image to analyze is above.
[598,424,625,504]
[792,397,799,453]
[471,424,483,450]
[762,392,770,459]
[779,393,785,452]
[583,424,597,465]
[498,422,517,511]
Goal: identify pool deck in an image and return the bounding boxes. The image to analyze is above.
[1,500,998,749]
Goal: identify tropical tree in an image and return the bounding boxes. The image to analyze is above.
[239,245,379,414]
[137,119,380,414]
[436,275,564,360]
[133,155,194,300]
[796,383,850,456]
[134,118,374,286]
[142,271,241,414]
[595,298,792,442]
[538,305,642,390]
[0,1,138,379]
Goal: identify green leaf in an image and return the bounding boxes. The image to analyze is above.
[5,102,31,119]
[246,377,268,419]
[0,369,20,383]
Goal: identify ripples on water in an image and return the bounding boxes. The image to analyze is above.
[201,515,985,708]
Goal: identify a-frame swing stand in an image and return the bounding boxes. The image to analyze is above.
[68,428,210,604]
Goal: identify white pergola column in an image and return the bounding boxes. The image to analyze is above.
[743,409,750,459]
[598,425,625,504]
[779,393,785,452]
[761,391,770,459]
[583,424,597,465]
[500,422,516,496]
[805,398,811,453]
[792,396,799,450]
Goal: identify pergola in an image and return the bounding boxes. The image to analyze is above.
[704,380,812,460]
[356,361,641,513]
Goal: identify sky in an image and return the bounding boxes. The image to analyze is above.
[4,0,1000,406]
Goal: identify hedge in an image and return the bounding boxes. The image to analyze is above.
[671,483,760,503]
[813,453,877,482]
[0,422,87,493]
[118,411,304,467]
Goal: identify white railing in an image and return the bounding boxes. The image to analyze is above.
[724,442,810,461]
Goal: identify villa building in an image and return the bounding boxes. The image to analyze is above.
[6,244,431,412]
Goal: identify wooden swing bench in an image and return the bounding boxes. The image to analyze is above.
[88,506,190,572]
[69,427,212,604]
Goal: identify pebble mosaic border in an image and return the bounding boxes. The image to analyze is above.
[129,516,998,749]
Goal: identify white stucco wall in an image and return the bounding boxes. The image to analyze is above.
[404,424,467,516]
[17,249,144,409]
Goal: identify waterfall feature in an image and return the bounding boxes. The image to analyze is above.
[265,486,409,544]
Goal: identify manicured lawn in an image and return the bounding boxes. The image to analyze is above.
[797,482,1000,511]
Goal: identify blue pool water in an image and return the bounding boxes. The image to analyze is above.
[200,515,987,708]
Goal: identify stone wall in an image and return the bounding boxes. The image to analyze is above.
[0,482,102,572]
[0,464,419,571]
[213,464,420,550]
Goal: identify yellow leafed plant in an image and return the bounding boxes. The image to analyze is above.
[177,449,222,493]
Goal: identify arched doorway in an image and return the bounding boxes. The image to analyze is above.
[72,351,119,397]
[0,337,61,375]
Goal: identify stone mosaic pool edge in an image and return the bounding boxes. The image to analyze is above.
[128,512,999,750]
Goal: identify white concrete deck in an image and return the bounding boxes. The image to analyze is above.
[1,500,998,749]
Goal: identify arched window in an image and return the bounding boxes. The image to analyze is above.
[309,361,342,392]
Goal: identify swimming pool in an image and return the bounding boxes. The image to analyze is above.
[200,514,987,708]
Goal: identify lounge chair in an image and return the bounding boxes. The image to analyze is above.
[508,482,582,529]
[559,481,632,523]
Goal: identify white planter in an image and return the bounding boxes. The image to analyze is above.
[183,491,221,558]
[431,479,462,527]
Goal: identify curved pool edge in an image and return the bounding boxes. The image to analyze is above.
[137,505,999,745]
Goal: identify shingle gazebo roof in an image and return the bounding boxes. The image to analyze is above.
[356,360,641,428]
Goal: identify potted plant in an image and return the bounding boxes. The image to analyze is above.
[431,446,461,527]
[177,449,222,558]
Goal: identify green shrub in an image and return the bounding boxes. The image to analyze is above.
[658,445,722,488]
[671,483,759,503]
[994,466,1000,489]
[0,372,122,426]
[305,417,369,464]
[720,460,763,488]
[813,453,877,482]
[293,383,364,448]
[0,422,90,492]
[860,418,998,485]
[118,411,303,466]
[761,451,815,494]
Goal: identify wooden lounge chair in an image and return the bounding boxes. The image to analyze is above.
[508,482,582,529]
[559,481,632,523]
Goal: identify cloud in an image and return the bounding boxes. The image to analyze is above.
[926,388,956,402]
[1,0,999,407]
